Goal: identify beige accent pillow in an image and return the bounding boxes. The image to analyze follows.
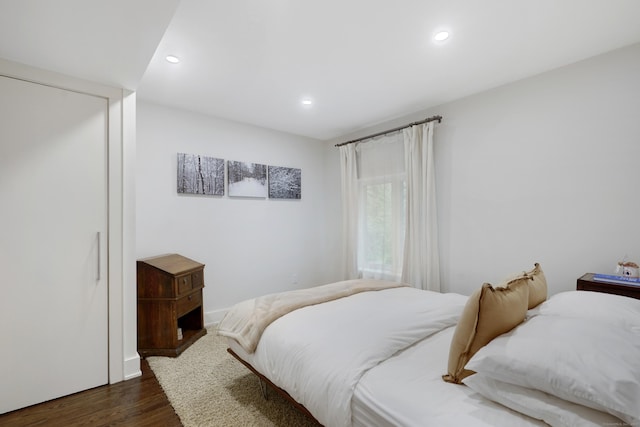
[523,263,547,309]
[443,278,529,384]
[497,263,548,309]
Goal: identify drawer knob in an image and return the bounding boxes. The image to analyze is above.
[188,295,192,300]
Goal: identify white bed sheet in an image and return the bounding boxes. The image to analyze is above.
[352,326,546,427]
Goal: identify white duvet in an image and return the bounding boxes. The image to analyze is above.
[245,287,467,427]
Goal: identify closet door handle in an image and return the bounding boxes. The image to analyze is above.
[97,231,101,281]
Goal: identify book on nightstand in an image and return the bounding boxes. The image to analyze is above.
[592,273,640,286]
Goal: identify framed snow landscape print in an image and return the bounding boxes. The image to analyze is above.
[227,160,267,197]
[177,153,225,196]
[268,166,301,199]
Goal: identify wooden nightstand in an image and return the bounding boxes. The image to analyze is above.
[137,254,207,357]
[577,273,640,300]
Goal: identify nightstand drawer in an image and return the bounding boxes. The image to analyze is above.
[177,291,202,317]
[177,274,192,295]
[177,271,205,296]
[191,269,204,288]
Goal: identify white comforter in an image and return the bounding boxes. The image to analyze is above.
[246,287,467,427]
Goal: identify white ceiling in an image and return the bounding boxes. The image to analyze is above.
[2,1,640,141]
[0,0,180,90]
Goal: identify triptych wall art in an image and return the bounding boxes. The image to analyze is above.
[177,153,301,200]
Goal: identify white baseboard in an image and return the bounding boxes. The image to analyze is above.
[123,354,142,380]
[205,308,228,328]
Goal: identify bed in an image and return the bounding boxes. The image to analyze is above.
[218,265,640,427]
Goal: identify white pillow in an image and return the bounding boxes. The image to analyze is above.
[464,373,629,427]
[465,314,640,425]
[532,290,640,327]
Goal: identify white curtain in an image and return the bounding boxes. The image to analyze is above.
[402,122,440,291]
[339,144,359,279]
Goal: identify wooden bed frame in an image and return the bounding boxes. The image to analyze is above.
[226,348,322,425]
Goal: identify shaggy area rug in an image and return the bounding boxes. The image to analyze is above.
[146,328,318,427]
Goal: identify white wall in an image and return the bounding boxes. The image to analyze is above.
[136,102,331,323]
[325,43,640,296]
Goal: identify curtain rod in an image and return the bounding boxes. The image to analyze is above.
[335,115,442,147]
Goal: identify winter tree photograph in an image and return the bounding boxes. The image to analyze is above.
[227,160,267,197]
[268,166,301,199]
[177,153,225,195]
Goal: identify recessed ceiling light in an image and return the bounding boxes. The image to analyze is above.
[434,31,450,42]
[165,55,180,64]
[301,98,313,107]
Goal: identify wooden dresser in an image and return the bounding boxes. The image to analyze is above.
[137,254,207,357]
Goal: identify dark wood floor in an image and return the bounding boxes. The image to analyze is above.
[0,359,182,427]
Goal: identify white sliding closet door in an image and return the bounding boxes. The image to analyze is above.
[0,75,108,413]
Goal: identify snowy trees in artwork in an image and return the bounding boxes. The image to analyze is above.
[177,153,224,195]
[177,154,301,200]
[227,161,267,197]
[268,166,301,199]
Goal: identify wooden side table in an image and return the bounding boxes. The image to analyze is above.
[137,254,207,357]
[577,273,640,300]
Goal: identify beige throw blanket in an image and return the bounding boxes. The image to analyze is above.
[217,279,407,353]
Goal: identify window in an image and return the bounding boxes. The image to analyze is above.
[359,176,406,280]
[341,121,440,290]
[356,133,405,281]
